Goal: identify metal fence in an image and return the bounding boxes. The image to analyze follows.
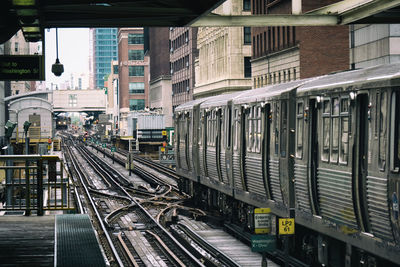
[0,155,74,215]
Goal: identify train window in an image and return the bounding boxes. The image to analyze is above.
[233,109,239,151]
[379,92,387,171]
[247,107,253,152]
[227,107,232,148]
[275,102,279,155]
[341,98,349,113]
[256,106,261,153]
[340,98,350,164]
[323,99,330,114]
[322,99,331,162]
[331,98,340,163]
[375,92,379,138]
[390,91,400,172]
[296,102,303,159]
[280,100,287,157]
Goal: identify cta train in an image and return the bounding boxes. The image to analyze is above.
[174,63,400,266]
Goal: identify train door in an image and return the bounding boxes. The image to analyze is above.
[175,114,181,169]
[199,109,207,177]
[269,101,284,203]
[308,99,321,215]
[240,106,248,191]
[354,93,371,233]
[218,107,229,184]
[224,104,233,186]
[29,114,41,138]
[216,108,223,182]
[232,106,244,190]
[389,90,400,243]
[186,112,192,171]
[192,106,201,176]
[262,103,272,199]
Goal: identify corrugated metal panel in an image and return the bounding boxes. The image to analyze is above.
[366,175,394,241]
[138,114,165,129]
[317,168,358,229]
[294,164,311,212]
[245,155,266,196]
[233,154,243,189]
[220,152,229,184]
[206,148,218,180]
[269,159,283,203]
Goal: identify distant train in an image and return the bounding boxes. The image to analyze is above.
[174,63,400,266]
[55,115,70,130]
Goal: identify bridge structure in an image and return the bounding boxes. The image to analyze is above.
[4,89,107,114]
[1,0,400,43]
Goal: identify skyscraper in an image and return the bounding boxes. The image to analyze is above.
[90,28,118,89]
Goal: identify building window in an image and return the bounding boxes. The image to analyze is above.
[129,66,144,76]
[113,64,118,74]
[243,0,251,11]
[244,27,251,44]
[129,82,145,94]
[15,42,18,52]
[128,33,144,44]
[244,57,251,78]
[68,94,77,107]
[128,50,144,60]
[129,99,145,111]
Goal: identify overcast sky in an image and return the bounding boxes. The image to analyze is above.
[45,28,89,87]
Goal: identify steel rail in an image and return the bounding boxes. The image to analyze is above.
[65,144,125,266]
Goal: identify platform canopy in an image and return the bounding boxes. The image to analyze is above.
[1,0,400,43]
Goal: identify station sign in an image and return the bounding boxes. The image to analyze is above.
[254,208,271,234]
[0,55,45,81]
[102,143,106,148]
[279,218,295,235]
[251,235,276,252]
[111,147,116,152]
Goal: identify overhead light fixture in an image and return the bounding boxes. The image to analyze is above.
[22,26,40,33]
[52,28,64,77]
[12,0,35,6]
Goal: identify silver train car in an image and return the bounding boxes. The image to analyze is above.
[174,63,400,266]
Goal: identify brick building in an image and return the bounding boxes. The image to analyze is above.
[118,28,149,133]
[170,27,198,110]
[251,0,349,88]
[148,28,173,127]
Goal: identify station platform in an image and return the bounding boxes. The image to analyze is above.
[0,214,106,267]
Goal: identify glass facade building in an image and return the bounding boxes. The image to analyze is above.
[93,28,118,89]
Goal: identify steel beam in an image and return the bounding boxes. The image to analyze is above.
[188,14,338,27]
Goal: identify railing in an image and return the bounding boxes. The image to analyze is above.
[0,155,74,215]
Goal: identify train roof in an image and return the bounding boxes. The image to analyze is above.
[298,63,400,94]
[233,79,311,105]
[199,91,248,109]
[174,97,211,112]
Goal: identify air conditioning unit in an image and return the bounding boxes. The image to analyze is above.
[186,61,189,67]
[170,47,173,53]
[170,69,173,74]
[185,37,188,43]
[186,86,190,92]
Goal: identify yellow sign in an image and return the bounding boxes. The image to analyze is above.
[162,130,167,136]
[161,147,165,152]
[254,208,271,234]
[279,218,295,235]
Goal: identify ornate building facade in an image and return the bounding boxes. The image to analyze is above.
[194,0,252,98]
